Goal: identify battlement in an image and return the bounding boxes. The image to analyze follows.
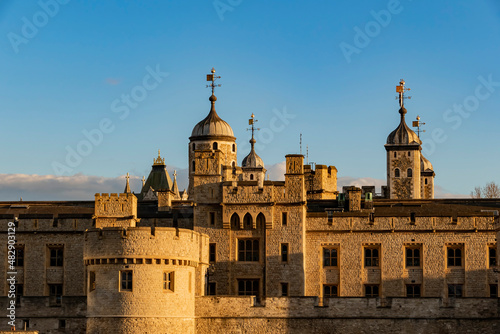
[94,192,138,228]
[304,164,338,200]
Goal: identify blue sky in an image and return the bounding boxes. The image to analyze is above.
[0,0,499,200]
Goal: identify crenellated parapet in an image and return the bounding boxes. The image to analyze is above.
[304,164,338,200]
[94,193,138,228]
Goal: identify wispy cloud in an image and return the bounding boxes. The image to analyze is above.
[105,77,121,85]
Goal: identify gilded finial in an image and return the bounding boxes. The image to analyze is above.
[206,67,221,97]
[153,150,165,165]
[396,79,411,109]
[247,113,260,149]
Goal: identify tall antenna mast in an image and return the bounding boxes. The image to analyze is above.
[396,79,411,107]
[306,145,309,164]
[206,67,221,94]
[412,115,426,138]
[300,133,302,155]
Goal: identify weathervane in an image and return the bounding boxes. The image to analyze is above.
[412,115,426,138]
[206,67,221,95]
[396,79,411,107]
[247,113,260,143]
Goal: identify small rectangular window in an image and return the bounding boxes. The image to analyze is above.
[15,284,23,306]
[364,247,379,267]
[323,247,338,267]
[490,284,498,298]
[365,284,379,297]
[120,271,133,291]
[282,212,287,226]
[237,279,259,296]
[49,246,64,267]
[209,212,215,225]
[448,284,463,298]
[209,243,217,263]
[207,282,216,295]
[238,239,259,262]
[15,246,24,267]
[406,284,421,297]
[405,246,421,267]
[163,271,174,292]
[447,246,463,267]
[489,245,497,267]
[89,271,96,292]
[33,219,38,229]
[49,284,63,306]
[281,243,288,262]
[323,284,338,297]
[53,218,58,227]
[59,319,66,329]
[281,282,289,296]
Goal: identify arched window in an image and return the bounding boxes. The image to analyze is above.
[425,178,428,185]
[232,161,236,168]
[192,160,195,172]
[192,143,196,151]
[232,144,236,152]
[231,213,240,230]
[243,213,253,229]
[250,174,254,180]
[395,168,400,178]
[213,142,218,150]
[407,168,412,177]
[256,213,265,230]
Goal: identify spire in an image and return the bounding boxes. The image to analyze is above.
[142,176,145,187]
[172,170,180,200]
[124,172,131,193]
[242,113,264,168]
[386,79,420,145]
[153,149,165,166]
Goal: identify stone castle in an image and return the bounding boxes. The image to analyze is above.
[0,72,498,334]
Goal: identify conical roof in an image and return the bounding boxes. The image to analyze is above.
[190,95,234,139]
[242,138,264,168]
[386,107,421,145]
[140,151,173,197]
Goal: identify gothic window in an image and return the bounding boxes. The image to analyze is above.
[120,271,133,291]
[256,213,265,229]
[448,284,463,298]
[447,246,463,267]
[213,142,218,150]
[365,284,379,297]
[406,284,421,297]
[364,247,379,267]
[394,168,400,178]
[243,213,253,229]
[323,247,338,267]
[238,239,259,262]
[323,284,338,297]
[231,213,240,230]
[406,246,421,267]
[407,168,412,177]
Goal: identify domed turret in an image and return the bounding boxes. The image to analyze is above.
[420,154,434,172]
[190,94,234,139]
[242,137,264,168]
[386,107,421,145]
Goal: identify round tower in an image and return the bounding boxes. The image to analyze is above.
[188,68,237,196]
[84,226,208,334]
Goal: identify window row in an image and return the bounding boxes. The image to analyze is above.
[394,168,412,178]
[209,240,290,263]
[88,270,176,293]
[10,245,64,267]
[321,245,497,268]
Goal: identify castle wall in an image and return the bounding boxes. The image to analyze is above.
[195,296,500,334]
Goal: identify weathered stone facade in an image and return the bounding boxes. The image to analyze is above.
[0,81,498,333]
